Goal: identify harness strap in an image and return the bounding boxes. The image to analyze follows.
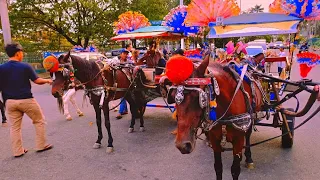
[205,64,249,131]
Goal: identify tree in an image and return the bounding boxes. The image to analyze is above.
[248,5,264,13]
[130,0,174,20]
[9,0,130,48]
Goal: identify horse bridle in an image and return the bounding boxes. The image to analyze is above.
[167,77,219,137]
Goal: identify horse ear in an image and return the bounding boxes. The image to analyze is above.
[196,54,210,77]
[63,51,71,63]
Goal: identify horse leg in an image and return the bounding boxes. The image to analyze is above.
[244,125,254,169]
[214,151,223,180]
[125,95,138,133]
[69,92,84,116]
[208,128,223,180]
[138,105,146,132]
[93,103,103,149]
[231,131,245,180]
[63,94,72,121]
[102,101,114,153]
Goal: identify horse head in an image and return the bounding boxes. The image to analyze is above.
[167,55,209,154]
[51,51,73,98]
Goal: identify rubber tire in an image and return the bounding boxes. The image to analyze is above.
[281,108,295,148]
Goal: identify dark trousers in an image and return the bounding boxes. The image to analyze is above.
[278,67,283,76]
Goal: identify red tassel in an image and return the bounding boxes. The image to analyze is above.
[299,64,313,78]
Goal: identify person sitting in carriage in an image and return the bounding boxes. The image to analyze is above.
[116,49,131,119]
[136,40,166,75]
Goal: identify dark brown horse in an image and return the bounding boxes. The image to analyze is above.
[168,54,264,179]
[51,52,150,153]
[0,99,7,125]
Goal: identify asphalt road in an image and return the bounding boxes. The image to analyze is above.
[0,60,319,180]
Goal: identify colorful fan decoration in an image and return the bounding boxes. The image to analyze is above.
[184,0,240,27]
[114,11,151,35]
[162,5,199,36]
[269,0,320,20]
[297,52,320,78]
[269,0,289,14]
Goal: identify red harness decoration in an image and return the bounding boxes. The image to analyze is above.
[183,78,211,86]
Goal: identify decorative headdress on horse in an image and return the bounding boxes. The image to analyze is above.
[165,55,194,85]
[43,55,60,73]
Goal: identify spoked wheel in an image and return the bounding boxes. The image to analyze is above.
[281,108,295,148]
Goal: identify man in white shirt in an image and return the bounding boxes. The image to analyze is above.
[277,47,286,76]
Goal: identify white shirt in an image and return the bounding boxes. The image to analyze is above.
[278,51,286,68]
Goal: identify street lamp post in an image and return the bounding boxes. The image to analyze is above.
[180,0,185,49]
[0,0,12,45]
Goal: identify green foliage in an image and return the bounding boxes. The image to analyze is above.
[276,36,284,42]
[7,0,195,52]
[9,0,130,48]
[243,35,272,43]
[130,0,174,20]
[248,4,264,13]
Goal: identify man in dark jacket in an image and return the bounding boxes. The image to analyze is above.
[0,43,53,157]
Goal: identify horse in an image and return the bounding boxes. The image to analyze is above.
[51,52,151,153]
[167,54,265,180]
[0,99,7,125]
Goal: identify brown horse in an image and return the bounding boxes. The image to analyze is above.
[0,99,7,124]
[169,55,264,180]
[51,52,150,153]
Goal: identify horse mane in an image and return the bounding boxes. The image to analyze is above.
[69,55,101,82]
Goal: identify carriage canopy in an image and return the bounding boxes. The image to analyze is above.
[208,13,303,38]
[111,26,183,41]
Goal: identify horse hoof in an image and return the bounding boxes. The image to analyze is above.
[139,127,145,132]
[128,128,134,133]
[93,143,101,149]
[246,163,255,169]
[106,147,114,154]
[78,112,84,117]
[171,129,177,135]
[66,116,72,121]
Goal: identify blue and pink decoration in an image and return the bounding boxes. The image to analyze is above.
[184,49,203,59]
[162,5,199,36]
[270,0,320,20]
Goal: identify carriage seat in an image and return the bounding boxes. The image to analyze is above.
[133,66,163,88]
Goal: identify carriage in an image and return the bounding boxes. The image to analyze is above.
[206,13,320,148]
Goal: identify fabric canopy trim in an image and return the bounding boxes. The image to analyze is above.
[111,26,183,41]
[111,32,181,41]
[208,13,303,26]
[208,20,301,38]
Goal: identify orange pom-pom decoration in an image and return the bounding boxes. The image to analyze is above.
[43,56,59,73]
[166,55,194,85]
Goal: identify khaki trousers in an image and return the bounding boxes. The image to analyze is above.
[6,98,47,156]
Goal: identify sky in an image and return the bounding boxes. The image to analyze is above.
[238,0,273,12]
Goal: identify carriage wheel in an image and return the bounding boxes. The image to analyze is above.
[281,108,295,148]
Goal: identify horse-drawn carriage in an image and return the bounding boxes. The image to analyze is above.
[46,13,319,180]
[164,13,320,180]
